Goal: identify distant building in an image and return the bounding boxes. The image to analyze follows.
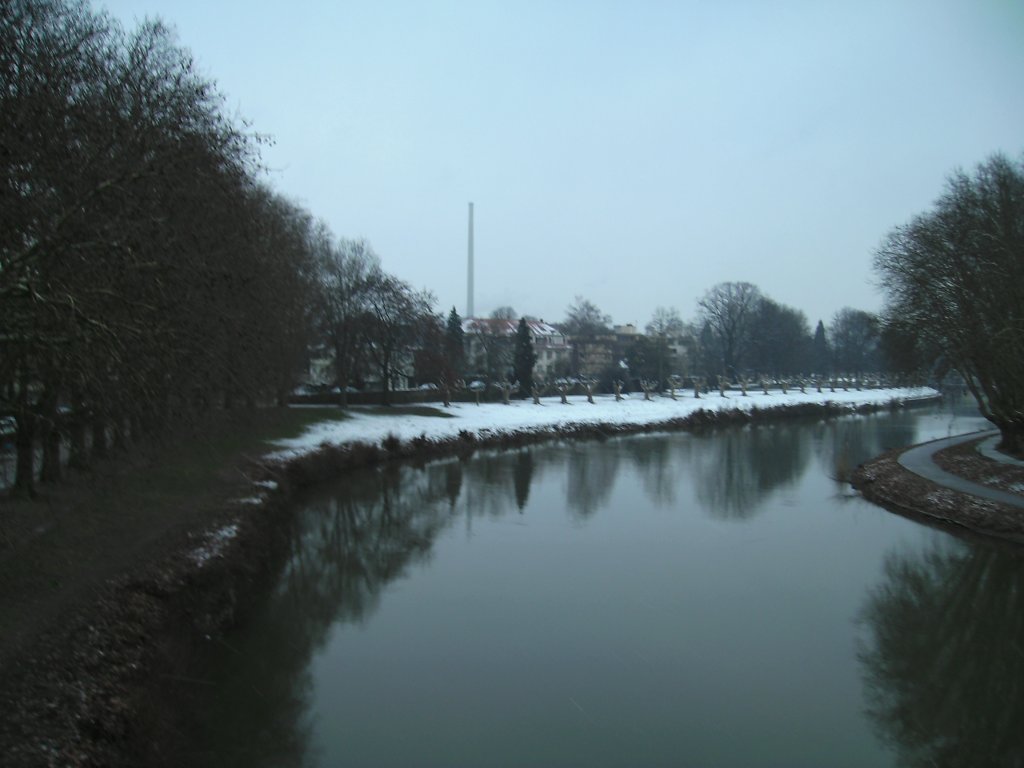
[463,318,571,382]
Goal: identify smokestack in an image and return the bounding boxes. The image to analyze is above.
[467,202,474,319]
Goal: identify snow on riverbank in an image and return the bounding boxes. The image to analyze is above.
[272,387,938,458]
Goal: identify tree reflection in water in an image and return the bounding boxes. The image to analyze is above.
[171,407,988,766]
[513,449,534,511]
[814,413,917,484]
[176,465,463,767]
[691,424,811,519]
[565,442,620,518]
[443,459,462,509]
[623,434,678,505]
[858,541,1024,767]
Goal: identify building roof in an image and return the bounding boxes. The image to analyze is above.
[463,318,563,338]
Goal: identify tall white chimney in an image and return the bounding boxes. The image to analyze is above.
[467,202,474,319]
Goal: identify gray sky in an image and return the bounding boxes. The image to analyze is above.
[103,0,1024,328]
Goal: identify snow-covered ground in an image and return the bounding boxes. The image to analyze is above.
[272,387,938,458]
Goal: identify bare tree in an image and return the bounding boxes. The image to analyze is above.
[875,153,1024,454]
[829,308,880,375]
[645,306,684,388]
[361,271,435,406]
[696,281,762,380]
[561,296,612,377]
[463,319,514,383]
[748,298,812,378]
[318,237,378,406]
[1,2,318,495]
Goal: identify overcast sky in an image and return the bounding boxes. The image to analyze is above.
[103,0,1024,328]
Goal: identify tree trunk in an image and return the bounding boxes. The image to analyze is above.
[381,371,391,406]
[335,341,350,408]
[92,417,108,459]
[997,424,1023,458]
[38,388,62,484]
[12,413,36,499]
[113,416,128,452]
[68,414,88,470]
[40,421,62,484]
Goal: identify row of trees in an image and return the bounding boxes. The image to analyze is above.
[1,0,439,496]
[454,291,887,399]
[463,295,885,396]
[2,0,311,496]
[317,238,436,406]
[553,293,884,388]
[694,284,883,381]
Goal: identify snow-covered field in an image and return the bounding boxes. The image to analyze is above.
[272,387,938,458]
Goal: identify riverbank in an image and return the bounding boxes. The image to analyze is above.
[852,433,1024,546]
[274,387,940,459]
[0,387,938,766]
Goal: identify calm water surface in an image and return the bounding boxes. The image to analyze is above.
[180,399,1024,767]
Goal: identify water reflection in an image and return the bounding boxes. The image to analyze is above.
[565,443,620,518]
[690,424,811,519]
[814,413,917,481]
[443,460,462,509]
[178,466,463,767]
[513,450,534,510]
[174,399,1006,766]
[859,541,1024,767]
[623,435,678,505]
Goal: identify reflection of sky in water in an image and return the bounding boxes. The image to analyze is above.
[179,399,1012,768]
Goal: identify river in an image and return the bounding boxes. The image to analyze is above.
[171,398,1023,767]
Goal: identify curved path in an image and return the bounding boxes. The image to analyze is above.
[898,430,1024,510]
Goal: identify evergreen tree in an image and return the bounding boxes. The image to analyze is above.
[513,318,537,397]
[445,307,465,381]
[625,335,657,383]
[812,320,831,375]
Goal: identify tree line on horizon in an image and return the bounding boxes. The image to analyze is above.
[452,291,886,394]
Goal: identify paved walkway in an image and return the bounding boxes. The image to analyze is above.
[898,430,1024,509]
